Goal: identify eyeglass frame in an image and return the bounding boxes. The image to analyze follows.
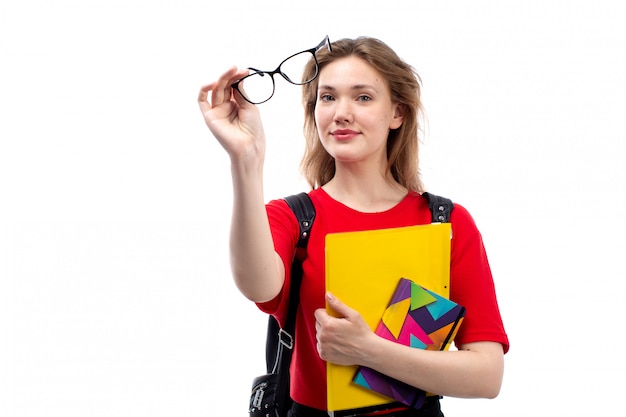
[231,35,332,104]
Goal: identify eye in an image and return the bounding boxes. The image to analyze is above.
[357,95,372,102]
[319,93,335,102]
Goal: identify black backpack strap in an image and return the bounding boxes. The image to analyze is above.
[422,192,454,223]
[284,192,316,250]
[278,192,315,341]
[263,192,316,416]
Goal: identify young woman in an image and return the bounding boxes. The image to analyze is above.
[198,36,509,417]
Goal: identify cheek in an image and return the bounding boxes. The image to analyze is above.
[314,107,330,133]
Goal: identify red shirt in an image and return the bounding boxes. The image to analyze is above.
[258,188,509,410]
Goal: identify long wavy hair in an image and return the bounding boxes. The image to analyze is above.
[300,37,425,192]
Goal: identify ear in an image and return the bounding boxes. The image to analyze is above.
[390,103,405,130]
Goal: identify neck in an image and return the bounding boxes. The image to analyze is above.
[322,168,408,213]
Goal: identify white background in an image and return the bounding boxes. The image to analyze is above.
[1,1,625,416]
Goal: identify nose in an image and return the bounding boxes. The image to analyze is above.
[333,99,353,124]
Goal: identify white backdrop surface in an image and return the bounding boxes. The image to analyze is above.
[1,1,625,416]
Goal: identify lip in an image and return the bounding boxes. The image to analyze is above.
[331,129,359,141]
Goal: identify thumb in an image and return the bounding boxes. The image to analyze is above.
[325,292,354,319]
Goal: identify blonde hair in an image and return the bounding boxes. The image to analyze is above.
[300,37,425,192]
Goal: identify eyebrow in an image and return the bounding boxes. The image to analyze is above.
[318,84,379,92]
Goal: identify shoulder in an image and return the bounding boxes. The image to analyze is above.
[266,197,293,218]
[413,191,479,227]
[266,197,300,240]
[447,201,481,241]
[418,192,482,241]
[449,201,477,227]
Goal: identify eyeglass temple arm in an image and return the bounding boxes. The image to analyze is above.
[231,67,266,89]
[315,35,332,52]
[247,67,265,75]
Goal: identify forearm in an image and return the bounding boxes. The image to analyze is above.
[228,156,283,303]
[362,338,504,399]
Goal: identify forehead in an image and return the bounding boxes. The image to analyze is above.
[318,56,388,89]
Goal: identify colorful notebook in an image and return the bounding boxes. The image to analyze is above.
[325,223,452,413]
[353,278,465,409]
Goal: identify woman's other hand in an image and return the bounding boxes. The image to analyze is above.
[314,292,376,366]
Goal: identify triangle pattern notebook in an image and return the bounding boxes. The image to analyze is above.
[325,223,451,413]
[353,278,465,409]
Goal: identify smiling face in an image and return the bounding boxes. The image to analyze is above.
[314,56,404,169]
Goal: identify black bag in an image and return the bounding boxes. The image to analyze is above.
[249,192,452,417]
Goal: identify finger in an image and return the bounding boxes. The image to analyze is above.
[211,66,250,107]
[231,80,250,106]
[325,292,353,318]
[314,307,326,324]
[316,334,323,356]
[229,69,254,108]
[233,69,251,104]
[210,66,236,106]
[197,82,216,113]
[314,315,325,357]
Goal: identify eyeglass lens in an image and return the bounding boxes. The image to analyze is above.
[239,51,316,104]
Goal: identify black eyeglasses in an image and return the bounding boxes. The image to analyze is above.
[231,35,332,105]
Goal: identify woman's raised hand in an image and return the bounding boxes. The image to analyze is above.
[198,66,266,161]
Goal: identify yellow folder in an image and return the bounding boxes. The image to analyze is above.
[325,223,451,413]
